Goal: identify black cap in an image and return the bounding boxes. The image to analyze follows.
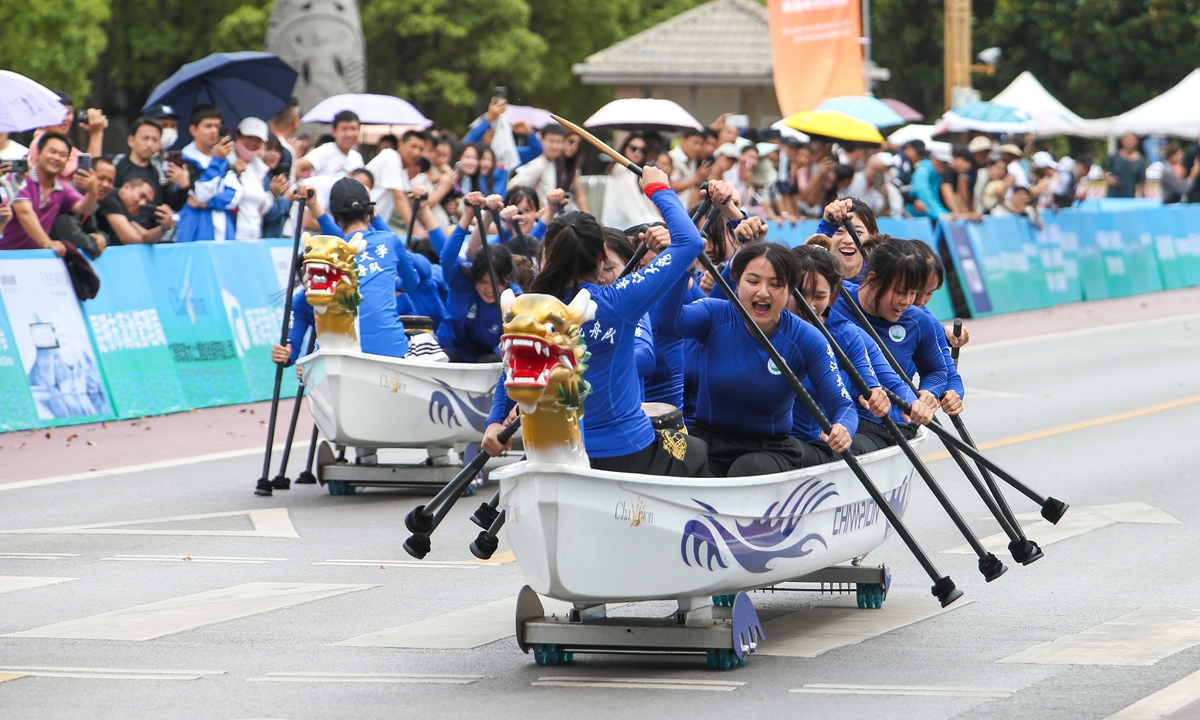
[145,104,178,120]
[329,177,373,213]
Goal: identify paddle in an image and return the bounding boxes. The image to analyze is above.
[269,331,318,490]
[951,319,962,366]
[792,288,1005,581]
[403,194,422,249]
[839,218,1065,533]
[560,113,962,606]
[255,188,312,497]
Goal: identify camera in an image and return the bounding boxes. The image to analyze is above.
[138,203,160,227]
[269,163,291,178]
[75,110,89,124]
[167,151,184,166]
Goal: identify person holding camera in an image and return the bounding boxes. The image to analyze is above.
[0,133,99,255]
[93,176,175,245]
[176,105,242,243]
[27,91,107,183]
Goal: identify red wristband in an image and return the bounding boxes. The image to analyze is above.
[643,182,669,198]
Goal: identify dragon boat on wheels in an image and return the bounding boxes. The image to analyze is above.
[487,290,923,670]
[295,232,511,495]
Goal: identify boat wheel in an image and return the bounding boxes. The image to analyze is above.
[705,648,744,670]
[532,643,574,666]
[856,582,885,609]
[327,481,358,496]
[711,594,737,607]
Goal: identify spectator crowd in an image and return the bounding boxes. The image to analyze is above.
[0,89,1194,265]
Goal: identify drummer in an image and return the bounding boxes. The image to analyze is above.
[830,236,943,452]
[438,192,517,363]
[304,177,420,357]
[654,240,856,476]
[482,165,708,476]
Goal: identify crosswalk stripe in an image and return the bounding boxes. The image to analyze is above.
[335,594,573,650]
[790,683,1014,698]
[4,582,375,641]
[0,552,80,560]
[103,556,286,564]
[1000,606,1200,666]
[0,576,76,595]
[247,672,488,685]
[943,503,1181,555]
[0,508,299,538]
[757,596,973,658]
[1105,668,1200,719]
[0,666,224,680]
[532,676,744,691]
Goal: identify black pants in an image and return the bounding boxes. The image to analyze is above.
[692,422,828,477]
[443,349,501,363]
[852,419,918,455]
[590,430,711,477]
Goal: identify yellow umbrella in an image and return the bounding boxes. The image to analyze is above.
[782,110,885,144]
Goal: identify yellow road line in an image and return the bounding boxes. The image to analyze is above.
[921,394,1200,463]
[0,673,26,683]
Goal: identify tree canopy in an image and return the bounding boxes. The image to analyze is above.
[0,0,110,102]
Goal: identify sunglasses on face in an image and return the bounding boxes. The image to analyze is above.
[627,145,645,153]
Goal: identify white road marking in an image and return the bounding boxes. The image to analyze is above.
[790,683,1014,698]
[0,442,308,492]
[964,388,1025,398]
[0,576,76,595]
[0,508,300,538]
[104,555,287,564]
[247,672,489,685]
[1000,606,1200,666]
[0,666,225,681]
[1105,667,1200,719]
[943,503,1181,555]
[757,596,973,658]
[532,676,744,691]
[5,582,374,641]
[0,552,80,560]
[335,594,573,650]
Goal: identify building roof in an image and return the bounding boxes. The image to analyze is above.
[573,0,773,87]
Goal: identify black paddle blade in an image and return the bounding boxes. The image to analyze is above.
[979,553,1008,583]
[932,576,963,607]
[402,534,431,559]
[470,531,500,560]
[254,478,273,496]
[1009,538,1044,565]
[1041,497,1068,524]
[405,505,434,536]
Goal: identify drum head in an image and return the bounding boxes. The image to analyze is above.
[642,402,684,433]
[400,315,434,336]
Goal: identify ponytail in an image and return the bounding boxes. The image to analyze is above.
[529,211,605,297]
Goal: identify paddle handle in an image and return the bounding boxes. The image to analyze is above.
[550,114,642,177]
[951,319,962,364]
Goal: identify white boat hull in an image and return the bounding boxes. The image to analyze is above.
[492,430,923,603]
[299,348,501,449]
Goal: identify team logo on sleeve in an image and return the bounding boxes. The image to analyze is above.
[888,325,906,343]
[767,359,781,375]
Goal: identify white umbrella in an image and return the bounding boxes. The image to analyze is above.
[0,71,69,133]
[302,93,429,126]
[584,98,703,131]
[768,118,810,143]
[886,124,936,147]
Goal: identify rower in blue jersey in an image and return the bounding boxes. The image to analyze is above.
[830,236,946,452]
[655,240,856,477]
[482,165,708,477]
[911,240,966,416]
[270,258,316,369]
[815,198,879,281]
[303,177,419,358]
[438,192,517,363]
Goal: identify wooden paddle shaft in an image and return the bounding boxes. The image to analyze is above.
[551,114,642,177]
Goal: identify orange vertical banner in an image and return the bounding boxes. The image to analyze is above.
[768,0,866,116]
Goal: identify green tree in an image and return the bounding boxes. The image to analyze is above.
[361,0,548,129]
[870,0,946,120]
[0,0,111,102]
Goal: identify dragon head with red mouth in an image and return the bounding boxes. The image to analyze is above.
[499,289,595,424]
[302,232,364,349]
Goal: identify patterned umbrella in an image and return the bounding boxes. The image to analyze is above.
[816,96,907,128]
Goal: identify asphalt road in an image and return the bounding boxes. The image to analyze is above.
[1,312,1199,719]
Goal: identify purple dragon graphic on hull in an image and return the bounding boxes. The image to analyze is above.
[681,477,839,573]
[427,378,493,433]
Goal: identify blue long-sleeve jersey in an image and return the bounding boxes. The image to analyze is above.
[315,212,419,357]
[657,284,856,438]
[437,225,510,361]
[486,188,703,458]
[284,290,316,367]
[905,306,964,398]
[634,312,655,392]
[463,118,544,168]
[791,312,874,442]
[831,280,948,398]
[860,324,919,426]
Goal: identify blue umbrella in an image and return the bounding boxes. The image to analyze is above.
[940,101,1036,133]
[816,96,907,128]
[143,52,298,147]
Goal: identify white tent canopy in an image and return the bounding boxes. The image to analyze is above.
[990,71,1109,138]
[1109,69,1200,139]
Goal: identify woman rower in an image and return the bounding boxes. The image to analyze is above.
[817,198,879,279]
[655,240,856,476]
[482,165,708,476]
[830,236,943,451]
[911,240,964,416]
[438,192,516,363]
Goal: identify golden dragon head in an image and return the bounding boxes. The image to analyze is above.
[302,232,364,349]
[499,289,595,425]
